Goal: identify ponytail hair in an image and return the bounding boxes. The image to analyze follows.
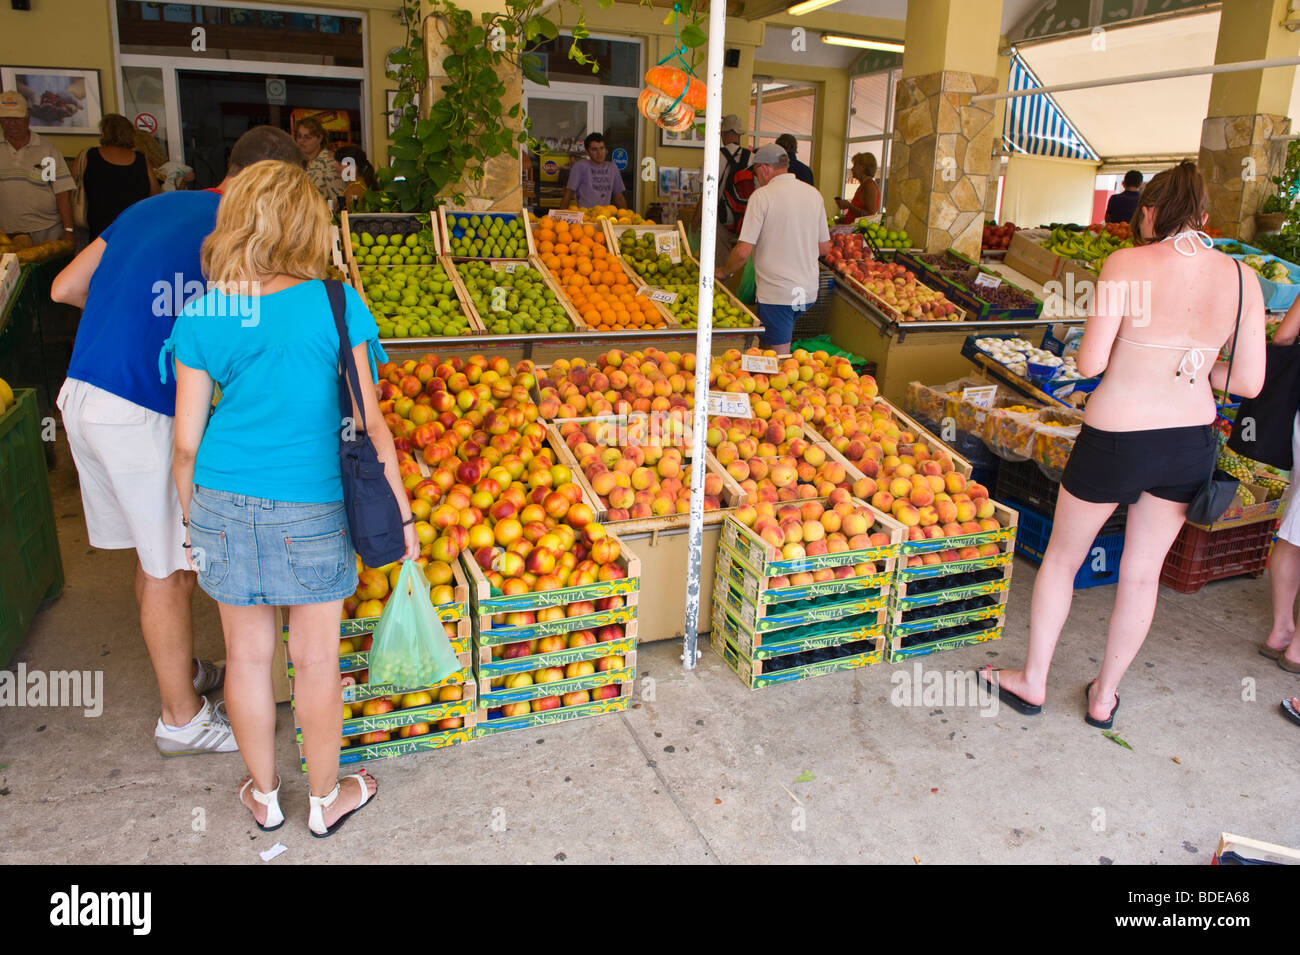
[1131,161,1208,243]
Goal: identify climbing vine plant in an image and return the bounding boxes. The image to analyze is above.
[366,0,708,212]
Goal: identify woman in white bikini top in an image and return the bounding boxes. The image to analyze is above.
[1080,222,1267,432]
[986,161,1267,730]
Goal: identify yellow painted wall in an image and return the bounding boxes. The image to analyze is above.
[901,0,1000,79]
[1209,0,1299,118]
[2,0,119,157]
[1000,154,1098,228]
[3,0,403,162]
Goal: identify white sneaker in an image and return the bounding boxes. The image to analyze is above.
[155,696,239,756]
[193,658,225,695]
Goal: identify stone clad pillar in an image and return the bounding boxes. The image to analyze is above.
[887,0,1002,258]
[1197,0,1298,240]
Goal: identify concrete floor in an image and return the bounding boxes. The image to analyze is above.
[2,437,1297,865]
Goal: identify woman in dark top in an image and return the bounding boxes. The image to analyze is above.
[77,113,157,241]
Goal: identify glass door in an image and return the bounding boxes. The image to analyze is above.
[523,93,595,209]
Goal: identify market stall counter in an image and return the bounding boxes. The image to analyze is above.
[825,267,1084,407]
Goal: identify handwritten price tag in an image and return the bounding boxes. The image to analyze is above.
[708,391,751,418]
[503,262,519,273]
[548,209,584,224]
[740,354,779,374]
[636,286,678,303]
[655,231,682,264]
[974,271,1002,290]
[962,385,999,409]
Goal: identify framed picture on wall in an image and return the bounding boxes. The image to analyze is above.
[1,67,103,135]
[658,166,680,197]
[661,123,705,148]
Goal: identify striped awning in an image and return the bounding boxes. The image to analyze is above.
[1002,53,1099,162]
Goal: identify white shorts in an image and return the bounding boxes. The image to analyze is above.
[57,378,189,578]
[1276,413,1300,547]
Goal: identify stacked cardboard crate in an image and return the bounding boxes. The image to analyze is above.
[289,560,475,768]
[711,501,903,688]
[888,502,1017,660]
[466,536,640,736]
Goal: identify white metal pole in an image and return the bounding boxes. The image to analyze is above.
[682,0,727,672]
[973,54,1300,103]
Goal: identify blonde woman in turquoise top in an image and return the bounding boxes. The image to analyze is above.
[169,160,417,837]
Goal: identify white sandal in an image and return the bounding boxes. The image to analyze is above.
[308,770,376,838]
[239,776,284,832]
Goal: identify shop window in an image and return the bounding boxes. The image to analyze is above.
[117,1,363,66]
[750,78,816,167]
[843,68,899,212]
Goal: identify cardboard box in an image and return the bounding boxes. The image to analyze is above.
[891,562,1013,611]
[474,682,632,736]
[711,599,886,659]
[887,618,1004,662]
[1188,482,1286,532]
[716,540,895,606]
[711,626,884,689]
[713,577,889,633]
[890,587,1009,636]
[1005,229,1062,287]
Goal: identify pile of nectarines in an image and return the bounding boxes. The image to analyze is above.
[558,418,725,518]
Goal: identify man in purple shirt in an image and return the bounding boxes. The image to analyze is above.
[560,133,627,210]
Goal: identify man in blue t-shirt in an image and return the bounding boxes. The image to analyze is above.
[50,126,303,757]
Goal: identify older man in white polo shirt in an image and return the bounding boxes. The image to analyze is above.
[715,143,829,351]
[0,90,75,243]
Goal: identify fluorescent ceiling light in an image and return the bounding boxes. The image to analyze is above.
[821,35,905,52]
[787,0,841,15]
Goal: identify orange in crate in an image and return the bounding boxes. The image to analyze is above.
[535,219,669,331]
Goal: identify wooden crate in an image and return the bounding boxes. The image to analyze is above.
[450,256,586,332]
[606,219,762,330]
[438,206,536,257]
[347,255,486,335]
[341,210,440,266]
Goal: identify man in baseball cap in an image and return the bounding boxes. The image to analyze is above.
[0,90,76,242]
[715,143,829,351]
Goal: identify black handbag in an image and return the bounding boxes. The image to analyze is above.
[326,279,406,568]
[1185,262,1244,526]
[1226,340,1300,469]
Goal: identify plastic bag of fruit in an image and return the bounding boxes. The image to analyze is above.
[1031,407,1083,481]
[982,407,1040,462]
[368,561,460,689]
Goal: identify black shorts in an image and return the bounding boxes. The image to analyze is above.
[1060,423,1216,505]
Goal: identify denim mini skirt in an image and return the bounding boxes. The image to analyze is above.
[189,486,358,606]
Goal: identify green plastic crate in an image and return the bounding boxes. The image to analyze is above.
[0,389,63,665]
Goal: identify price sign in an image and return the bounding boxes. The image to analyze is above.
[655,231,681,263]
[636,286,678,304]
[503,262,519,273]
[548,209,584,224]
[707,391,751,418]
[974,271,1003,290]
[329,225,345,269]
[962,385,999,409]
[740,354,779,374]
[829,224,855,236]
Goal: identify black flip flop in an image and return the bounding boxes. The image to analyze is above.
[977,666,1042,716]
[1282,699,1300,728]
[1084,681,1120,729]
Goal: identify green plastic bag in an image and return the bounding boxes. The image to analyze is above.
[368,561,460,689]
[737,257,757,305]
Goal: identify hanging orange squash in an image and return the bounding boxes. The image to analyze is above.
[638,65,707,132]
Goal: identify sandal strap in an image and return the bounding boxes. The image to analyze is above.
[241,776,281,806]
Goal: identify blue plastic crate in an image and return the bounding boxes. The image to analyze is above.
[1004,497,1124,589]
